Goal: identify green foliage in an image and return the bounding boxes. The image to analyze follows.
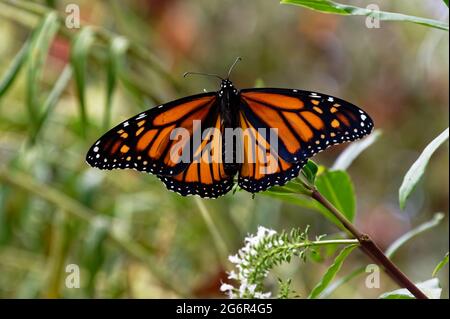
[0,167,188,297]
[0,37,31,99]
[105,37,129,130]
[277,278,297,299]
[71,27,95,133]
[399,128,449,209]
[308,244,357,299]
[0,0,198,298]
[265,178,310,196]
[80,219,109,294]
[432,253,449,278]
[32,65,72,143]
[266,167,355,230]
[379,278,442,299]
[322,212,446,298]
[26,12,59,130]
[281,0,449,31]
[301,160,319,185]
[315,170,355,222]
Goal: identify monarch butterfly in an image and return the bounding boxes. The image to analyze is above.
[86,58,374,198]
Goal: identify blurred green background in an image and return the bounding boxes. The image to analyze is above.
[0,0,448,298]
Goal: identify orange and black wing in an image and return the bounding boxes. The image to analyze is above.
[86,92,217,176]
[238,88,374,192]
[86,92,235,198]
[238,108,307,193]
[157,113,235,198]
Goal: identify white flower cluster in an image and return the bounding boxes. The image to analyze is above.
[220,226,282,299]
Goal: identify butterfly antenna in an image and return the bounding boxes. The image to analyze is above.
[227,57,242,79]
[183,72,224,81]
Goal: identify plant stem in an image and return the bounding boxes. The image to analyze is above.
[311,189,428,299]
[194,197,229,263]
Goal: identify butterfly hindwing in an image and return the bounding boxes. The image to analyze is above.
[156,114,236,198]
[237,108,307,192]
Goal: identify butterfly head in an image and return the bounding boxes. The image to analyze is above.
[219,79,238,98]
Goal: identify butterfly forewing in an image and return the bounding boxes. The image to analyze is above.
[240,88,374,161]
[86,93,217,176]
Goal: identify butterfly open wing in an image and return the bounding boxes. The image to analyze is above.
[86,93,218,175]
[86,92,236,198]
[237,88,374,192]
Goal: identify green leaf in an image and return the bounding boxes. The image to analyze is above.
[385,213,444,258]
[444,1,449,8]
[302,160,318,184]
[315,170,355,222]
[379,278,441,299]
[265,169,355,230]
[332,130,381,170]
[31,65,73,143]
[277,278,296,298]
[104,36,128,130]
[308,244,357,299]
[281,0,449,31]
[267,181,309,196]
[71,27,95,134]
[432,253,449,277]
[0,37,32,99]
[399,128,449,209]
[26,12,60,128]
[318,266,365,298]
[81,218,109,294]
[264,190,346,231]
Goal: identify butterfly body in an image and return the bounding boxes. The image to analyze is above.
[218,80,240,128]
[217,80,241,177]
[86,78,374,198]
